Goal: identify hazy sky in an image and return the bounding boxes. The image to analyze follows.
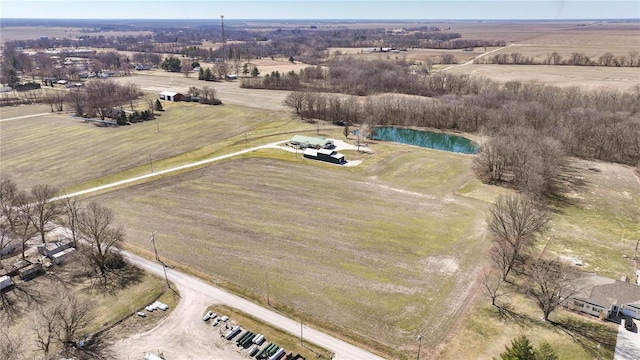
[2,0,639,20]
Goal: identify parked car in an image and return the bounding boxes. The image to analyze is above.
[220,315,229,322]
[137,312,147,317]
[212,318,220,327]
[203,311,215,321]
[625,318,635,331]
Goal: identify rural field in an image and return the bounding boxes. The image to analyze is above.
[2,17,640,360]
[447,64,640,91]
[0,102,294,190]
[83,145,499,357]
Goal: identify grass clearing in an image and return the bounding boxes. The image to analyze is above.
[209,304,334,360]
[0,102,294,190]
[439,290,618,360]
[86,144,497,359]
[545,159,640,279]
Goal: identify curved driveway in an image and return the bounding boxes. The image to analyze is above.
[57,142,383,359]
[123,252,384,360]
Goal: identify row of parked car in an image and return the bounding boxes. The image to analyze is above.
[201,310,304,360]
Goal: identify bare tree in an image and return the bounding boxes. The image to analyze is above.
[526,259,582,321]
[30,184,64,244]
[66,88,87,117]
[62,196,81,247]
[78,201,125,285]
[0,327,24,360]
[13,192,36,260]
[283,91,306,117]
[54,289,92,356]
[482,270,505,307]
[488,194,550,281]
[33,301,59,357]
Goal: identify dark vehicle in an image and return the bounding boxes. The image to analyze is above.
[625,317,635,331]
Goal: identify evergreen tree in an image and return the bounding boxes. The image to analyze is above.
[251,66,260,77]
[497,335,536,360]
[204,68,212,81]
[198,67,205,80]
[242,63,249,77]
[535,343,558,360]
[154,99,163,111]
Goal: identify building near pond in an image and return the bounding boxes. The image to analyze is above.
[290,135,334,149]
[303,148,345,164]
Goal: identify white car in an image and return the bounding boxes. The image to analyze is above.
[137,312,147,317]
[202,311,215,321]
[220,315,229,322]
[212,318,220,327]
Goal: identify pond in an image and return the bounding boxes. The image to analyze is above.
[371,127,478,154]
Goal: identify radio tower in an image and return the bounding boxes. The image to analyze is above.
[220,15,225,62]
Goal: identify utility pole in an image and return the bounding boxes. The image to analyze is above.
[416,335,422,360]
[220,15,225,63]
[245,132,248,149]
[148,152,154,173]
[150,232,170,289]
[266,271,270,306]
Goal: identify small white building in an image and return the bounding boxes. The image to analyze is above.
[0,275,12,291]
[159,91,184,102]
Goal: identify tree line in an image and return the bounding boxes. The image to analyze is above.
[475,50,640,67]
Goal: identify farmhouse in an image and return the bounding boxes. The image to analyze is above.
[571,279,640,319]
[290,135,334,149]
[159,91,184,102]
[303,148,345,164]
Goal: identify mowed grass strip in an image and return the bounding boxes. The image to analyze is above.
[0,102,289,190]
[86,148,494,358]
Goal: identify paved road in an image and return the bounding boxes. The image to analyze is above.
[123,252,384,360]
[615,318,640,360]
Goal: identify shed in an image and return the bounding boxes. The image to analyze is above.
[19,263,43,281]
[52,247,76,265]
[303,148,345,164]
[0,275,12,291]
[38,240,73,258]
[159,91,184,102]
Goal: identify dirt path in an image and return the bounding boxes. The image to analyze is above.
[117,252,384,360]
[0,112,51,122]
[439,44,515,72]
[52,141,287,200]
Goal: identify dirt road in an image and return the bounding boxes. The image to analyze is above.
[118,252,384,360]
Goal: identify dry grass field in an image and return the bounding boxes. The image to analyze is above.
[0,26,152,42]
[82,146,499,358]
[0,102,291,190]
[447,64,640,91]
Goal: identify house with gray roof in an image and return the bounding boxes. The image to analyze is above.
[571,279,640,319]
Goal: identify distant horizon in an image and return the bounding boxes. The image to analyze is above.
[1,1,639,21]
[2,17,640,21]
